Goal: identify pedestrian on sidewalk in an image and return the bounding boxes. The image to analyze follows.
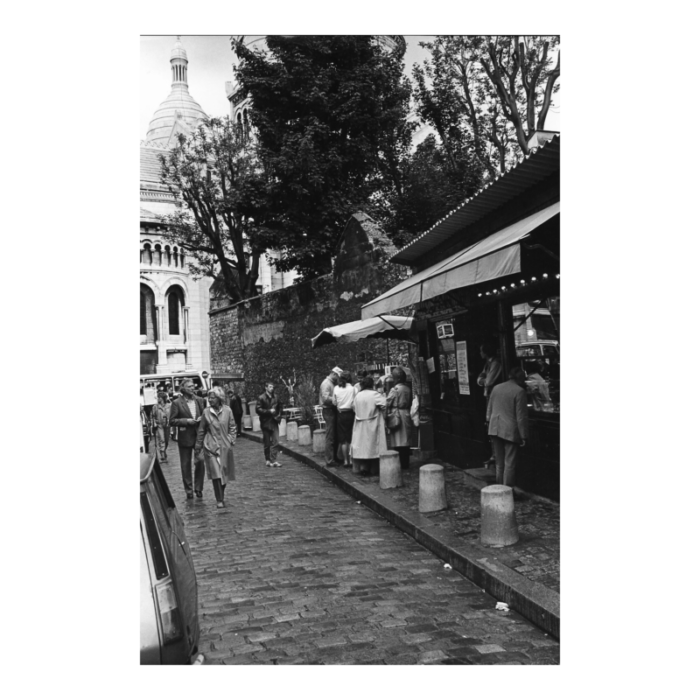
[333,370,356,467]
[478,342,503,467]
[351,374,387,476]
[195,386,236,509]
[385,367,412,470]
[229,385,244,436]
[486,366,529,487]
[319,366,342,467]
[257,381,283,468]
[152,391,171,463]
[169,378,205,500]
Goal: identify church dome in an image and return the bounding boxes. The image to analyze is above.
[145,37,208,147]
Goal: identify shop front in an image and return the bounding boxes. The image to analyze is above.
[362,134,560,500]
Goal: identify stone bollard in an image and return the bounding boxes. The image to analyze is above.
[242,415,252,430]
[252,415,261,432]
[312,429,325,454]
[379,451,402,489]
[287,421,298,442]
[418,464,447,513]
[298,425,311,446]
[279,418,287,438]
[480,485,519,547]
[247,401,256,418]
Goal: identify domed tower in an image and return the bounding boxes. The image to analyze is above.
[146,36,208,147]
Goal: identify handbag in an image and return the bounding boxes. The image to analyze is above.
[386,408,401,430]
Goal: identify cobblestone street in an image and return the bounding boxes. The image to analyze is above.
[158,437,560,665]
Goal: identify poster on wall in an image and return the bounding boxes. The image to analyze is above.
[426,357,436,374]
[456,341,470,395]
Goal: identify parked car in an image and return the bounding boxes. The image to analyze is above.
[140,453,200,664]
[515,340,559,357]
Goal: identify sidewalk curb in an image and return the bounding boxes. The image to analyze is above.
[239,431,560,640]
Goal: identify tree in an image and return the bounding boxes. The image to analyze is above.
[232,35,415,279]
[158,116,276,303]
[385,134,482,247]
[413,36,560,178]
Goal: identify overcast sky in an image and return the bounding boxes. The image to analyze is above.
[140,35,559,141]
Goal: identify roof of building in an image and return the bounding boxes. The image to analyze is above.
[391,134,560,265]
[346,212,397,257]
[140,141,171,188]
[140,207,160,223]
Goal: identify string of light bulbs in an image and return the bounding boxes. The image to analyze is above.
[478,272,560,298]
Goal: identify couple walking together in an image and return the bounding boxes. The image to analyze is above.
[170,380,236,509]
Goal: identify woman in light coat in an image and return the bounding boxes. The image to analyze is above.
[351,375,387,476]
[195,386,236,509]
[385,366,413,470]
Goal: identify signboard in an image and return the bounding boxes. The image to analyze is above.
[456,341,470,395]
[426,357,436,374]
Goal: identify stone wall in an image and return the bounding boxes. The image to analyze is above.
[209,213,412,405]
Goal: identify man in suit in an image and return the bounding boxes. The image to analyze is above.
[486,366,529,488]
[169,378,206,499]
[257,381,283,468]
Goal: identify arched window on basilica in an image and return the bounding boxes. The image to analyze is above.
[153,243,162,266]
[167,285,185,337]
[172,246,179,267]
[164,245,171,266]
[140,284,157,343]
[141,243,152,266]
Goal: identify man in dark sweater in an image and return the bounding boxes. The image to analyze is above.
[256,382,283,468]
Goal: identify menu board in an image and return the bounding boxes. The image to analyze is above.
[456,341,470,395]
[426,357,436,374]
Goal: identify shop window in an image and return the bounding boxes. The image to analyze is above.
[512,297,560,413]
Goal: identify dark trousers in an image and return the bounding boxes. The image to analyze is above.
[178,443,204,496]
[262,423,279,462]
[396,446,411,470]
[233,415,242,435]
[322,407,337,466]
[491,436,519,487]
[212,478,226,503]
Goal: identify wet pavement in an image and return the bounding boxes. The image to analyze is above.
[156,437,560,665]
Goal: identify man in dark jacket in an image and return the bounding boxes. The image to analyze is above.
[257,381,283,468]
[169,378,206,499]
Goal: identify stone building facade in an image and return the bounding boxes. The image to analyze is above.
[140,38,211,375]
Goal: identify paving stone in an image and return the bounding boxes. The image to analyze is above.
[157,437,559,666]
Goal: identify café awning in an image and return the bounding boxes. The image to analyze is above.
[311,315,416,348]
[361,202,559,320]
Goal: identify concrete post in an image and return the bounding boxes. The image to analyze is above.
[252,415,261,432]
[242,414,252,430]
[298,425,311,446]
[312,429,324,454]
[480,485,519,546]
[279,418,287,437]
[418,464,447,513]
[379,451,402,489]
[287,421,298,442]
[247,401,257,417]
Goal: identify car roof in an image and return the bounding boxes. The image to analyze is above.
[140,452,156,483]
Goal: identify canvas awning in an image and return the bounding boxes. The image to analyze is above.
[311,315,416,348]
[361,202,559,320]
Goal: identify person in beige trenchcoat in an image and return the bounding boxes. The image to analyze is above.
[350,375,387,475]
[195,386,236,509]
[385,367,413,470]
